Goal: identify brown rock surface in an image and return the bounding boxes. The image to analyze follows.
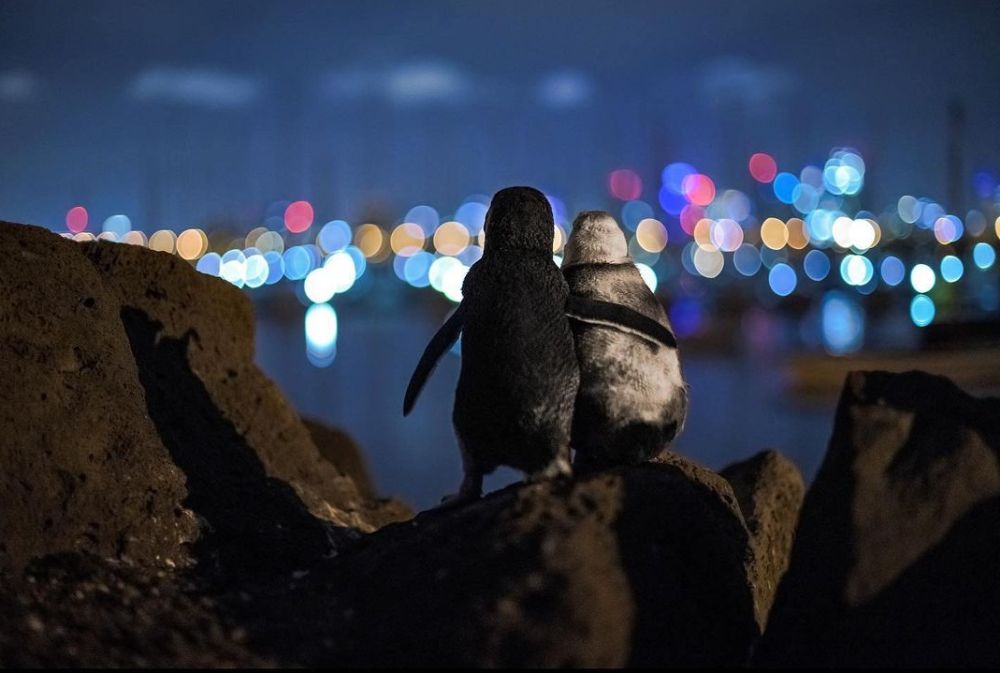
[330,454,760,667]
[303,417,376,500]
[721,450,805,629]
[1,455,762,668]
[756,370,1000,666]
[82,240,406,532]
[0,553,266,667]
[0,222,196,573]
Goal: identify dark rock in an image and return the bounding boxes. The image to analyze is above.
[721,450,804,629]
[330,454,760,667]
[0,222,196,573]
[756,370,1000,666]
[82,240,407,533]
[0,553,265,667]
[303,417,376,500]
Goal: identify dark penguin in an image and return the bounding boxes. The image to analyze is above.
[562,211,688,469]
[404,187,579,502]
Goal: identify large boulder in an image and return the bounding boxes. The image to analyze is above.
[328,454,761,667]
[0,220,407,579]
[0,223,196,573]
[1,454,767,668]
[82,240,407,533]
[756,370,1000,666]
[720,450,804,629]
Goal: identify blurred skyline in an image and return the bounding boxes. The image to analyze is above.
[2,0,1000,229]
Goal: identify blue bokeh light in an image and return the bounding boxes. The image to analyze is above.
[768,262,797,296]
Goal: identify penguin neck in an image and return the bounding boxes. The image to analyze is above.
[562,257,632,269]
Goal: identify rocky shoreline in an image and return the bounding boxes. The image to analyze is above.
[1,220,998,666]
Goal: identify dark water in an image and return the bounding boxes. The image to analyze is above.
[256,304,835,511]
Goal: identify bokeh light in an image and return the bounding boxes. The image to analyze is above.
[283,246,313,281]
[681,174,716,206]
[244,253,269,288]
[122,230,147,246]
[454,200,488,235]
[403,251,434,287]
[102,214,132,237]
[897,195,921,224]
[733,244,761,276]
[304,267,336,303]
[636,218,668,253]
[693,246,724,278]
[772,172,799,204]
[803,249,831,281]
[768,263,797,296]
[822,291,864,354]
[66,206,88,233]
[621,199,654,231]
[325,250,358,293]
[973,242,996,270]
[149,229,177,254]
[284,200,314,234]
[940,255,964,283]
[317,220,352,254]
[662,162,696,194]
[305,302,338,367]
[910,263,936,293]
[196,252,221,277]
[177,228,208,260]
[710,218,743,252]
[433,221,470,256]
[910,294,935,327]
[355,223,388,260]
[636,263,657,292]
[880,256,906,286]
[841,255,874,287]
[933,215,963,244]
[609,168,643,201]
[404,205,440,236]
[748,153,777,183]
[786,218,809,250]
[390,222,426,256]
[760,217,788,250]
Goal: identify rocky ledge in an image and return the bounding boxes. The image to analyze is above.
[1,220,998,666]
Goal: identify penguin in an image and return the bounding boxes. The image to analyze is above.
[405,186,579,503]
[403,191,682,503]
[561,211,688,470]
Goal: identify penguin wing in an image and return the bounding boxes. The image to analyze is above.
[403,302,467,416]
[565,295,677,349]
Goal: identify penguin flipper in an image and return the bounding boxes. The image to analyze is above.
[566,295,677,349]
[403,302,467,416]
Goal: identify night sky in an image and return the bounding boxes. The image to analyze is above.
[2,0,999,230]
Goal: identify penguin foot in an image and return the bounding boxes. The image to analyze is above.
[437,468,484,509]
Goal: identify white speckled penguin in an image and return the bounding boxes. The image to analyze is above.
[562,211,688,469]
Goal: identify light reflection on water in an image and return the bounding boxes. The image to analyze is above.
[256,305,833,511]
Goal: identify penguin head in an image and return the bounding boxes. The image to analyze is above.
[482,186,554,253]
[562,211,630,267]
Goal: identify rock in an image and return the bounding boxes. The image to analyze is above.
[0,222,197,573]
[720,450,804,629]
[756,370,1000,666]
[0,553,265,667]
[329,454,760,667]
[303,417,376,500]
[82,240,405,532]
[0,219,406,578]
